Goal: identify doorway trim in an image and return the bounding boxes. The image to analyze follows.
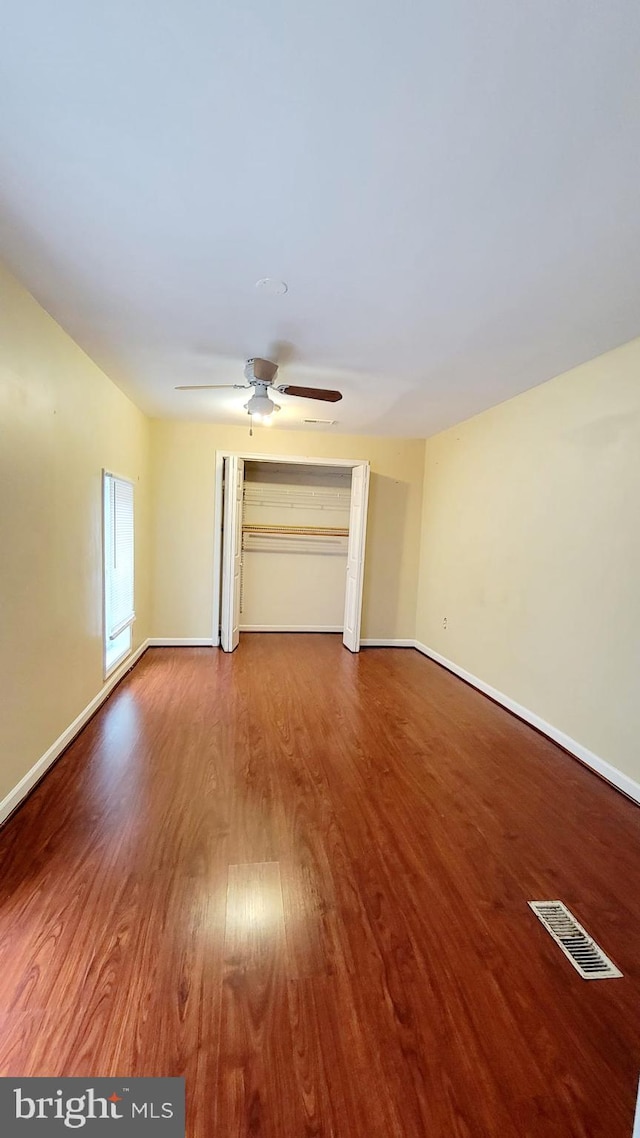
[212,451,369,649]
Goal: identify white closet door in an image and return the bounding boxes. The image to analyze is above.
[343,462,370,652]
[221,456,244,652]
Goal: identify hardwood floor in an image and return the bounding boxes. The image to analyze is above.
[1,636,639,1136]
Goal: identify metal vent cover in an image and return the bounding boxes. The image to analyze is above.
[528,901,622,979]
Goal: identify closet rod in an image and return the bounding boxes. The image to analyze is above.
[242,523,348,537]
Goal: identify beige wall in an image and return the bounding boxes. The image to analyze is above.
[150,422,425,641]
[0,263,151,807]
[416,338,640,784]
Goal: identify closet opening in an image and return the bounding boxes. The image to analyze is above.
[213,452,370,653]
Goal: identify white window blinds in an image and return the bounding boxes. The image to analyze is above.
[104,473,135,641]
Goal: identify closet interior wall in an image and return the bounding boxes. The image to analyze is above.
[240,461,351,631]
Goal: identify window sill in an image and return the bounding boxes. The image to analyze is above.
[104,645,133,681]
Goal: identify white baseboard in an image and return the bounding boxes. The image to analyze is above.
[147,637,215,646]
[0,640,150,828]
[150,630,417,646]
[414,641,640,807]
[239,625,343,633]
[361,638,415,648]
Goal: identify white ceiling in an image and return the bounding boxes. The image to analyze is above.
[1,0,639,436]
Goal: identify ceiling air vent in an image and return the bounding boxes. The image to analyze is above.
[303,418,337,425]
[528,901,622,979]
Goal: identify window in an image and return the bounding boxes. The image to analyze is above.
[103,472,135,674]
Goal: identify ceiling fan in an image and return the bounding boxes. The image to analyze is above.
[175,357,342,422]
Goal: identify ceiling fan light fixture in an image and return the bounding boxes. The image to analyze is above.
[246,392,274,417]
[245,390,281,421]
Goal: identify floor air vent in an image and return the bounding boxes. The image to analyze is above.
[528,901,622,980]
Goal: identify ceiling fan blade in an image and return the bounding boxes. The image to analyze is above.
[174,384,247,390]
[277,385,342,402]
[267,340,296,367]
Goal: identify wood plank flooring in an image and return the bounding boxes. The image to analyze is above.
[0,636,639,1136]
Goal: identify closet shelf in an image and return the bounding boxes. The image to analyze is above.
[243,485,350,512]
[242,524,348,555]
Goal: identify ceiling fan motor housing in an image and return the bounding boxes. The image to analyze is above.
[244,357,279,385]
